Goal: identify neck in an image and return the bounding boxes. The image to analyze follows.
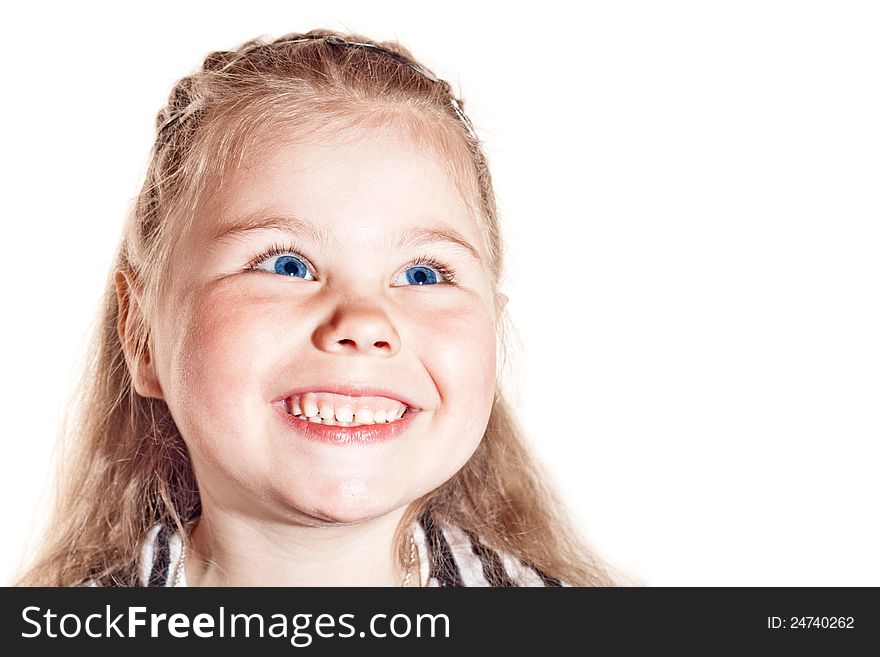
[184,506,413,587]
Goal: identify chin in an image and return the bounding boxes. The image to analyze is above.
[286,482,409,526]
[300,500,399,526]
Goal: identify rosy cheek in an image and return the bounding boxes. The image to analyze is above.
[165,294,254,407]
[415,305,496,404]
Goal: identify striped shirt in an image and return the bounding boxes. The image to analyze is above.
[139,511,564,587]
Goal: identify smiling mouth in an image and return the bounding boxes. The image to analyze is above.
[282,391,411,427]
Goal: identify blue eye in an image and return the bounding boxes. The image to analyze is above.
[249,246,315,280]
[404,266,438,285]
[392,258,457,286]
[272,255,309,278]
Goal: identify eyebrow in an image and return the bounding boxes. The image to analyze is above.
[211,212,482,262]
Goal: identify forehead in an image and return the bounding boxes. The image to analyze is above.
[197,122,484,249]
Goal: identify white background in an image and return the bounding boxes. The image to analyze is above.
[2,1,878,586]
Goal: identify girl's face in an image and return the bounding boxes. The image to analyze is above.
[149,123,497,524]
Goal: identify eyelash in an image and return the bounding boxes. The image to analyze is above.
[244,241,459,286]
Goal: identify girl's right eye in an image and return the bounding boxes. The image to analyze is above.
[248,245,316,280]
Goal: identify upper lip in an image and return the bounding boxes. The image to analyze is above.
[274,383,423,411]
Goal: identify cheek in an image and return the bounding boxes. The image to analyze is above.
[390,304,496,501]
[413,303,497,427]
[160,286,287,448]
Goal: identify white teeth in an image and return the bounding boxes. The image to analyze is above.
[285,393,411,427]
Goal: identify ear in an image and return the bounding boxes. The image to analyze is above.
[115,269,164,399]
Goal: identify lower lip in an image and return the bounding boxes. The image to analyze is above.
[273,401,419,445]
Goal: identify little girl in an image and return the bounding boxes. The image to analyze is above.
[19,29,615,587]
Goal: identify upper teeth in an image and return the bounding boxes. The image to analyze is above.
[285,391,408,426]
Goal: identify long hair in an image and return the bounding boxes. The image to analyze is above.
[16,29,617,586]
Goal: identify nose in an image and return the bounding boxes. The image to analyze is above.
[312,302,401,357]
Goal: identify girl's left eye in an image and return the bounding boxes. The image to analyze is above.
[391,259,457,286]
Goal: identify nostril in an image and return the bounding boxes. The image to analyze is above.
[333,338,392,350]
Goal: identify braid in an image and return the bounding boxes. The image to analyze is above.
[152,30,477,152]
[201,49,240,73]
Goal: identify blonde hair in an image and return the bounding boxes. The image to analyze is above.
[17,29,617,586]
